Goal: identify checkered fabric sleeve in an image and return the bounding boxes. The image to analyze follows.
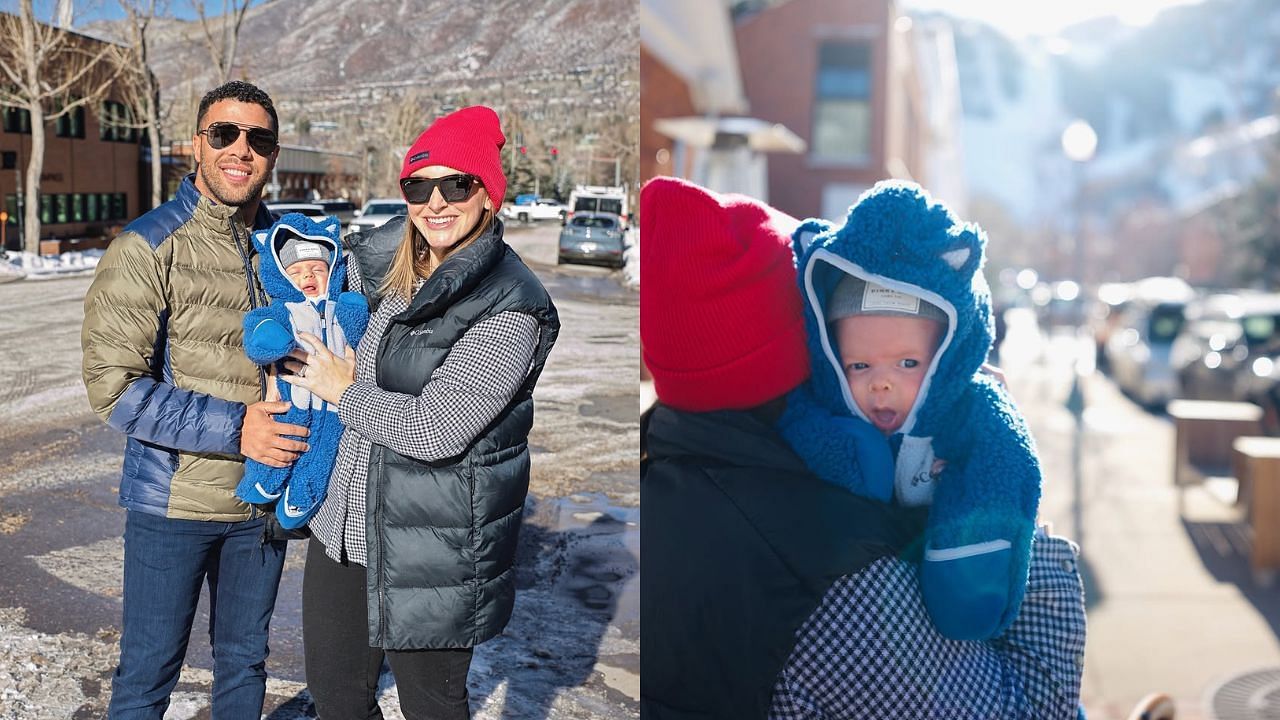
[337,311,539,462]
[769,534,1086,720]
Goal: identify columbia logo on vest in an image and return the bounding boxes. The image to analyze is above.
[409,327,434,336]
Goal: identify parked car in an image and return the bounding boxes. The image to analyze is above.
[557,212,626,269]
[1173,292,1280,404]
[318,199,359,228]
[349,198,408,234]
[501,199,567,224]
[265,201,327,219]
[1104,277,1195,408]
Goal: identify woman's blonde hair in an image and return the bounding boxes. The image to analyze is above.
[379,205,497,301]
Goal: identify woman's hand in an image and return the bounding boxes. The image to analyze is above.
[281,332,357,405]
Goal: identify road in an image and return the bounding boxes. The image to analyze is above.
[0,221,639,719]
[999,309,1280,720]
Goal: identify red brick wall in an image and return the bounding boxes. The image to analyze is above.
[735,0,901,218]
[640,46,697,185]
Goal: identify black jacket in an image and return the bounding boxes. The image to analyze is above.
[642,403,925,718]
[347,217,560,648]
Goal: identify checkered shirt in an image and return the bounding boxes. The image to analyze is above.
[769,534,1086,719]
[309,275,540,566]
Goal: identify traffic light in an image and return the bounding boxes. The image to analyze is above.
[550,146,558,161]
[519,146,527,155]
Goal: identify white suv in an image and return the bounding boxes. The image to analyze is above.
[349,198,408,234]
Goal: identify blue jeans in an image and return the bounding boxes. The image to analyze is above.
[108,510,287,719]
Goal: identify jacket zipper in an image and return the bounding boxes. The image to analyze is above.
[229,217,268,394]
[374,445,389,644]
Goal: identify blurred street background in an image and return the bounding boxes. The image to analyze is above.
[642,0,1280,717]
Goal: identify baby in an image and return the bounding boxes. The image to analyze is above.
[779,181,1042,641]
[236,213,368,528]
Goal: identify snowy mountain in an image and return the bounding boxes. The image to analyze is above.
[91,0,638,167]
[925,0,1280,230]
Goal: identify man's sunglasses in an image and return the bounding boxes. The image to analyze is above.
[400,174,480,205]
[197,122,279,156]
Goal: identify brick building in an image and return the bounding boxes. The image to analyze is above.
[0,26,146,252]
[734,0,929,220]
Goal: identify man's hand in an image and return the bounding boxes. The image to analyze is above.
[241,400,309,467]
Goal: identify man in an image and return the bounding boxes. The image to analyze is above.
[640,176,1087,719]
[82,80,307,718]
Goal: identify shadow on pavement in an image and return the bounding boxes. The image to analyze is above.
[1181,517,1280,635]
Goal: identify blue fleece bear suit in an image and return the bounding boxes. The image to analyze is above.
[235,212,369,529]
[778,181,1042,641]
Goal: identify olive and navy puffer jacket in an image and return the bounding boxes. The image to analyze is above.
[81,174,273,521]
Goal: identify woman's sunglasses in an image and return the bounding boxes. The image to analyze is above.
[400,174,480,205]
[197,122,279,156]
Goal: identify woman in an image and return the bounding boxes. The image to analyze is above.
[284,105,560,718]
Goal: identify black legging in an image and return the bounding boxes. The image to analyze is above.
[302,536,473,719]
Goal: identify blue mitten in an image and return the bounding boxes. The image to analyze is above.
[919,378,1041,640]
[335,291,369,347]
[777,384,895,503]
[243,306,296,365]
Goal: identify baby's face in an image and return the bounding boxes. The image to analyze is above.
[285,259,330,299]
[834,314,943,435]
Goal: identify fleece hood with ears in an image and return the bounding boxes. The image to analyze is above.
[785,180,1042,642]
[252,212,348,302]
[793,181,993,442]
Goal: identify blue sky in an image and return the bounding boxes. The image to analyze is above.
[0,0,269,26]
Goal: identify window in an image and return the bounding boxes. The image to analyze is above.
[54,194,69,224]
[72,193,85,222]
[85,193,99,222]
[4,195,18,224]
[39,194,52,224]
[100,100,137,143]
[111,193,126,220]
[3,107,31,134]
[573,197,623,215]
[571,215,618,230]
[812,42,872,163]
[55,106,85,139]
[98,193,111,219]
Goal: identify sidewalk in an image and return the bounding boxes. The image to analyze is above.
[1005,328,1280,720]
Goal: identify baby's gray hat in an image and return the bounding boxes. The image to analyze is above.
[279,235,331,269]
[826,274,948,325]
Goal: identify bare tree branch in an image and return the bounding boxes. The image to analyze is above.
[195,0,252,83]
[0,0,128,249]
[114,0,170,206]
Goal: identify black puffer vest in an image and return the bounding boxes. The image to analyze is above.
[643,404,925,718]
[350,217,560,648]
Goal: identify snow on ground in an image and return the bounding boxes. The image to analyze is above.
[2,250,103,282]
[623,228,639,290]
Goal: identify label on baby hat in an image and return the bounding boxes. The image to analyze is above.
[862,285,921,314]
[294,241,325,260]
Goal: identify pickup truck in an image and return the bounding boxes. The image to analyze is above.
[501,199,567,223]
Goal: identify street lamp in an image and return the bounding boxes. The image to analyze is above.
[1061,119,1097,294]
[1061,119,1096,548]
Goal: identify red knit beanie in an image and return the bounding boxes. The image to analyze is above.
[400,105,507,209]
[640,176,809,412]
